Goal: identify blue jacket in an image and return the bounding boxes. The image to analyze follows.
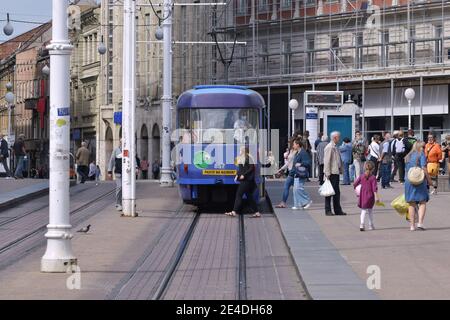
[339,142,353,164]
[289,149,312,177]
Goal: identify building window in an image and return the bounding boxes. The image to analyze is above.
[259,40,269,75]
[282,39,292,74]
[381,30,389,67]
[330,35,339,71]
[355,32,363,69]
[306,38,315,73]
[237,0,247,15]
[409,26,416,65]
[435,25,443,64]
[281,0,292,8]
[258,0,269,12]
[240,46,247,77]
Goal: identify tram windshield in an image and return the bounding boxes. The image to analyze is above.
[178,108,259,144]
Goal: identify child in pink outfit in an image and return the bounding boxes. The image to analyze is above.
[353,161,379,231]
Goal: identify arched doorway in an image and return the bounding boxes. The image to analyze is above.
[140,124,149,162]
[105,126,113,179]
[152,123,160,164]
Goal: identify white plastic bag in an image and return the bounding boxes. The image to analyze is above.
[319,178,335,197]
[355,184,361,197]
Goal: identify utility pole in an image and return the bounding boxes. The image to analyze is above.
[122,0,137,215]
[160,0,174,187]
[41,0,77,272]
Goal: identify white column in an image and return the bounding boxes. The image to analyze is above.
[122,0,137,215]
[293,0,300,19]
[41,0,77,272]
[160,0,174,187]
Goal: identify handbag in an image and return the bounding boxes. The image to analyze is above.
[295,165,308,179]
[407,154,425,186]
[391,194,409,216]
[427,162,439,177]
[319,178,335,197]
[355,184,361,197]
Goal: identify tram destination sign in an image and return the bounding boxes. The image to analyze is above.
[304,91,344,106]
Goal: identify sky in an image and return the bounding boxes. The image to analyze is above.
[0,0,100,44]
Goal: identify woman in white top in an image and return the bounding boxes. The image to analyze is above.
[275,140,297,208]
[368,134,381,180]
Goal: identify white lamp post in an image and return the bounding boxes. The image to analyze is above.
[122,0,137,216]
[404,88,415,130]
[41,0,77,272]
[160,0,174,187]
[289,99,299,136]
[3,13,13,36]
[5,90,14,145]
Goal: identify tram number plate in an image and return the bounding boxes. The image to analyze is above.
[202,170,237,175]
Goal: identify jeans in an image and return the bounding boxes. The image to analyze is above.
[342,161,351,184]
[0,157,12,177]
[115,173,122,207]
[353,159,364,181]
[233,181,258,214]
[282,175,294,203]
[390,158,398,181]
[325,174,343,214]
[381,162,392,187]
[77,165,89,183]
[318,164,324,185]
[396,156,405,182]
[293,178,310,207]
[349,164,355,182]
[14,156,24,177]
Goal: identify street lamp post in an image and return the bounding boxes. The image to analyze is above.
[160,0,174,187]
[405,88,415,130]
[41,0,77,272]
[122,0,137,216]
[289,99,299,137]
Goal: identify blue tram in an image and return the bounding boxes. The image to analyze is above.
[175,85,265,207]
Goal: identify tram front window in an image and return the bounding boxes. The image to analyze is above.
[182,108,258,144]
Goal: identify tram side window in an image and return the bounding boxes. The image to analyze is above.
[178,109,191,143]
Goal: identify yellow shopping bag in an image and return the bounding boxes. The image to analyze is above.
[391,194,409,216]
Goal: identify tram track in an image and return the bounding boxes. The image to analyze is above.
[0,184,101,228]
[0,186,115,264]
[110,197,307,300]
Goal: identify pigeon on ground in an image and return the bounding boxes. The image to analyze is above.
[77,224,91,233]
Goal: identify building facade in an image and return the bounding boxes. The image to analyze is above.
[0,23,52,174]
[70,6,102,164]
[97,0,210,178]
[211,0,450,147]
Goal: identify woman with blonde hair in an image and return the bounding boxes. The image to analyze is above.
[404,141,433,231]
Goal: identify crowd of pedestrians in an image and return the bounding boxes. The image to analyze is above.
[273,128,450,232]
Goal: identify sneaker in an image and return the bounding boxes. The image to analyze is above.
[291,206,300,210]
[116,205,123,211]
[302,201,313,209]
[416,224,426,231]
[410,226,416,231]
[360,224,365,231]
[368,225,375,231]
[335,212,347,216]
[325,211,334,216]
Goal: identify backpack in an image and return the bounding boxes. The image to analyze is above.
[404,137,416,153]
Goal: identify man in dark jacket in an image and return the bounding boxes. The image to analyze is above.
[12,134,26,179]
[0,134,12,178]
